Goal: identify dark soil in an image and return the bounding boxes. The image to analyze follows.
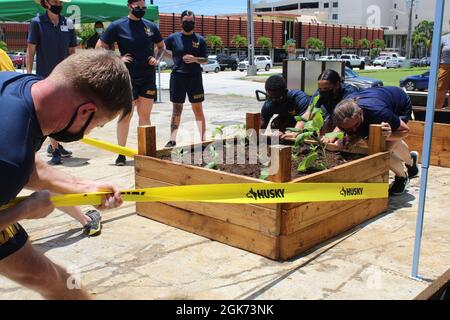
[160,142,364,180]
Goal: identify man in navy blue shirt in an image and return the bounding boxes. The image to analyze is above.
[163,10,209,148]
[97,0,165,166]
[28,0,77,166]
[0,50,132,299]
[333,87,419,196]
[259,75,311,135]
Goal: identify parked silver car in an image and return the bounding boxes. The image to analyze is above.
[201,59,220,73]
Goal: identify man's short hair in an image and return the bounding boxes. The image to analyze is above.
[49,49,133,120]
[128,0,140,4]
[181,10,195,20]
[94,21,104,27]
[265,75,287,95]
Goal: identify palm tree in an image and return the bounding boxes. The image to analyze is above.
[358,38,371,56]
[306,37,324,58]
[412,31,427,57]
[232,35,247,56]
[257,37,273,50]
[372,38,385,50]
[205,35,223,52]
[0,41,7,52]
[341,36,354,53]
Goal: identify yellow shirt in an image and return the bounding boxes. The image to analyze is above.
[0,49,15,72]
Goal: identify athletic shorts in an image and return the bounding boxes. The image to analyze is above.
[131,72,157,101]
[170,72,204,104]
[0,223,28,260]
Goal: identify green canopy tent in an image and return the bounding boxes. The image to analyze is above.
[0,0,159,23]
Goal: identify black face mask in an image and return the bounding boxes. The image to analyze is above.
[48,4,63,15]
[182,21,195,32]
[49,107,95,143]
[131,8,146,19]
[319,90,335,101]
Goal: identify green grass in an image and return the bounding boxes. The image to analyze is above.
[356,67,429,87]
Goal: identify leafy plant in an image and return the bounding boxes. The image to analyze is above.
[358,38,371,49]
[341,36,354,48]
[306,37,324,51]
[286,108,344,173]
[257,36,273,50]
[212,125,225,139]
[75,23,95,46]
[205,35,223,49]
[171,147,185,163]
[205,145,219,170]
[259,161,271,180]
[0,41,8,51]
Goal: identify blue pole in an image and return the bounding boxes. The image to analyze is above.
[411,0,445,279]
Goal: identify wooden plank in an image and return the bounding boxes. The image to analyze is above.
[279,198,388,260]
[137,202,279,260]
[138,126,156,157]
[135,156,277,210]
[135,175,279,236]
[246,112,261,137]
[414,268,450,300]
[282,152,390,210]
[368,124,386,155]
[408,121,450,138]
[268,145,292,183]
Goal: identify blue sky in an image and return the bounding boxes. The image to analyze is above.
[155,0,249,15]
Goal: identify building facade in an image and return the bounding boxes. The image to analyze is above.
[255,0,450,55]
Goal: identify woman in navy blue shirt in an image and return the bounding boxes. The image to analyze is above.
[97,0,165,166]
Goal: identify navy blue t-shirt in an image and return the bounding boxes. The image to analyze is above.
[27,13,77,78]
[312,83,359,118]
[346,86,412,138]
[101,17,163,78]
[164,32,208,74]
[0,72,44,206]
[261,90,311,125]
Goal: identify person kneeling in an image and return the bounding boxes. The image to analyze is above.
[332,87,419,196]
[260,75,311,138]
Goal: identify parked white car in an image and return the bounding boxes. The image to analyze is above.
[238,55,273,72]
[339,54,365,69]
[385,58,403,69]
[373,56,392,66]
[201,59,220,73]
[317,55,336,61]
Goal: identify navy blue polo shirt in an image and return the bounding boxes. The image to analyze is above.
[0,72,44,206]
[261,90,311,125]
[27,13,77,78]
[346,86,412,138]
[164,32,208,74]
[312,83,359,118]
[101,17,163,78]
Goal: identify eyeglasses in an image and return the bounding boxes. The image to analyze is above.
[267,95,284,102]
[132,6,147,10]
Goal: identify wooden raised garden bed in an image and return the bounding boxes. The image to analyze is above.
[404,107,450,168]
[134,114,390,260]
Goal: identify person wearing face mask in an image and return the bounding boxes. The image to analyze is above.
[260,75,311,135]
[27,0,104,237]
[163,10,208,147]
[28,0,77,166]
[283,69,360,141]
[86,21,111,50]
[96,0,165,167]
[333,86,418,196]
[0,50,132,299]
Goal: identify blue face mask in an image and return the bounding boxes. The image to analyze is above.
[95,28,104,34]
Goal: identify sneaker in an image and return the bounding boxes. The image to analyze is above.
[164,140,176,148]
[47,144,72,158]
[58,145,73,158]
[115,155,126,166]
[50,148,62,165]
[406,151,419,178]
[83,210,102,237]
[389,175,410,196]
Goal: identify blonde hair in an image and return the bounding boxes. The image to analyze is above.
[49,49,133,120]
[333,98,361,127]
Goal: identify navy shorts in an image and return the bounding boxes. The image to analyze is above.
[131,71,157,101]
[170,72,204,104]
[0,223,28,260]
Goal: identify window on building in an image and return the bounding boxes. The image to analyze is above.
[415,14,418,19]
[300,2,319,9]
[332,14,338,20]
[275,4,299,11]
[396,15,398,20]
[255,8,273,12]
[324,2,329,8]
[332,2,338,8]
[394,3,397,9]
